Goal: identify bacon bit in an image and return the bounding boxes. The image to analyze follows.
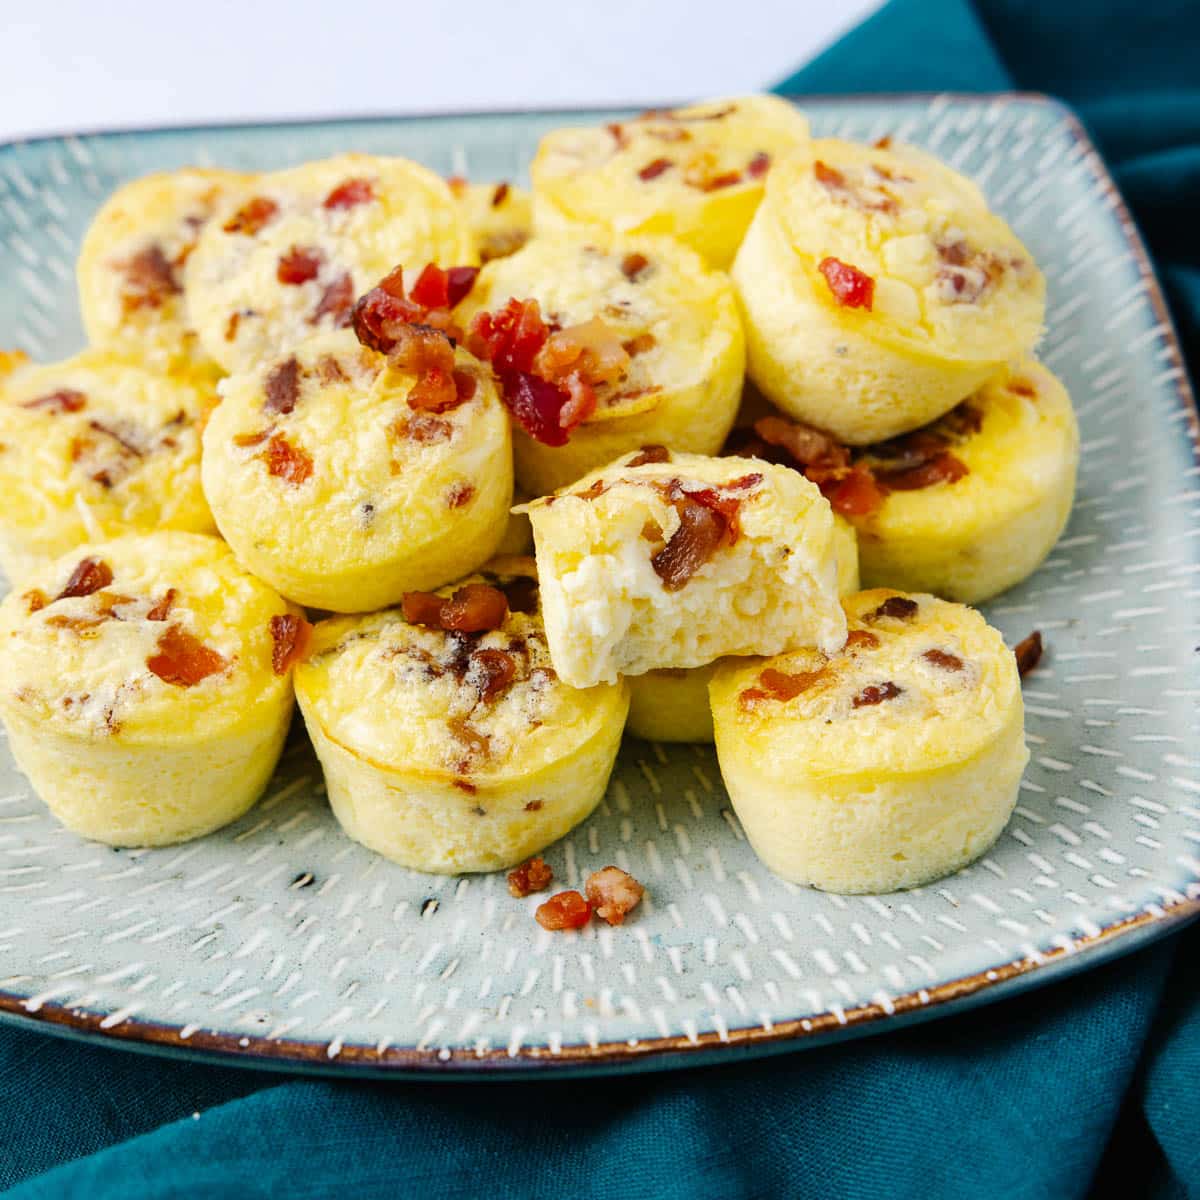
[1014,630,1043,677]
[747,151,771,178]
[453,368,477,403]
[447,481,475,508]
[491,181,510,207]
[55,557,113,601]
[814,160,847,190]
[45,614,107,632]
[406,367,457,413]
[525,799,544,811]
[873,135,893,149]
[146,588,178,622]
[924,648,964,671]
[652,495,726,591]
[620,252,649,281]
[467,297,549,375]
[408,263,452,309]
[638,158,673,181]
[535,890,592,931]
[21,389,86,414]
[402,583,509,634]
[819,256,875,310]
[698,169,742,192]
[816,468,885,520]
[938,401,984,437]
[536,317,630,393]
[754,415,847,469]
[263,356,302,415]
[740,666,828,708]
[507,856,553,898]
[316,354,348,384]
[276,246,322,285]
[496,371,575,447]
[351,265,467,352]
[445,174,469,196]
[585,866,645,925]
[869,596,918,622]
[853,681,903,708]
[146,625,228,687]
[470,647,517,702]
[1007,377,1036,397]
[627,444,670,468]
[269,613,313,675]
[224,311,242,341]
[233,430,269,448]
[259,433,313,486]
[310,272,355,328]
[622,332,657,357]
[323,178,374,210]
[845,629,880,651]
[446,266,481,308]
[395,414,453,444]
[222,196,278,236]
[874,452,967,491]
[118,244,181,311]
[497,575,538,614]
[447,715,492,767]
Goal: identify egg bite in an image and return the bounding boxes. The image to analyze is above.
[201,328,512,613]
[732,137,1045,444]
[710,589,1028,893]
[456,230,744,495]
[294,556,629,873]
[0,350,216,582]
[0,532,302,846]
[77,167,252,377]
[519,450,846,689]
[449,178,533,262]
[185,154,473,374]
[625,514,859,743]
[530,95,810,269]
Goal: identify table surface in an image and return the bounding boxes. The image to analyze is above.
[2,0,880,142]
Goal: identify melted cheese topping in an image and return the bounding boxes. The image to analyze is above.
[185,154,473,373]
[0,532,294,743]
[770,138,1045,360]
[531,95,810,266]
[296,561,626,785]
[0,351,217,572]
[77,168,252,377]
[711,588,1021,776]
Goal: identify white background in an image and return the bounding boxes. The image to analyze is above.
[1,0,879,141]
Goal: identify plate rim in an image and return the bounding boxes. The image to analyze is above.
[1,92,1197,1077]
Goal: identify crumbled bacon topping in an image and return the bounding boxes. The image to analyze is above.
[626,444,670,468]
[466,296,548,374]
[535,890,592,931]
[259,433,313,486]
[1007,377,1036,398]
[22,589,48,614]
[622,332,657,357]
[276,246,322,285]
[469,647,518,702]
[496,575,538,614]
[55,556,113,601]
[1014,630,1043,677]
[651,479,755,591]
[447,481,475,508]
[638,158,672,181]
[740,665,828,708]
[269,613,313,675]
[22,389,87,414]
[491,182,510,207]
[923,648,964,671]
[146,588,178,622]
[394,414,452,444]
[819,256,875,310]
[310,272,355,328]
[351,264,477,354]
[585,866,645,926]
[852,681,903,708]
[507,856,553,898]
[222,196,278,236]
[146,625,228,687]
[845,630,880,651]
[263,356,302,415]
[747,151,771,178]
[118,244,181,312]
[402,583,509,633]
[868,596,919,622]
[323,178,375,210]
[620,252,649,281]
[874,449,968,491]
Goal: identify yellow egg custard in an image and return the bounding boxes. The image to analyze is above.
[851,360,1078,602]
[0,350,217,582]
[0,532,301,846]
[201,328,512,613]
[450,178,533,262]
[456,230,744,495]
[531,95,810,268]
[77,167,252,377]
[625,513,859,743]
[732,137,1045,443]
[519,450,846,688]
[710,589,1027,893]
[295,556,629,873]
[185,154,473,373]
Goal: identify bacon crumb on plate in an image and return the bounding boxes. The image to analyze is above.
[535,889,592,931]
[507,856,553,898]
[585,866,645,925]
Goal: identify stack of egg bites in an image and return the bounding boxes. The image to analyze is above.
[0,96,1077,896]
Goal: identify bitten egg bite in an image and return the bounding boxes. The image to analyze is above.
[456,230,744,495]
[625,514,859,742]
[0,350,216,582]
[0,532,301,846]
[185,154,473,373]
[710,589,1028,893]
[531,95,810,268]
[77,167,252,377]
[294,556,629,873]
[851,360,1079,603]
[732,137,1046,443]
[201,328,512,613]
[519,449,847,689]
[450,178,533,262]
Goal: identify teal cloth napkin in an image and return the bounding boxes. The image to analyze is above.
[3,1,1199,1195]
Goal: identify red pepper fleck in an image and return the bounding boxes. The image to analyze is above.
[276,246,322,285]
[819,256,875,310]
[507,856,553,898]
[55,557,113,601]
[269,613,313,675]
[323,178,375,210]
[146,625,228,687]
[535,890,592,931]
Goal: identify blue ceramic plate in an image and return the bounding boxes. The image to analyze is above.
[0,95,1198,1077]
